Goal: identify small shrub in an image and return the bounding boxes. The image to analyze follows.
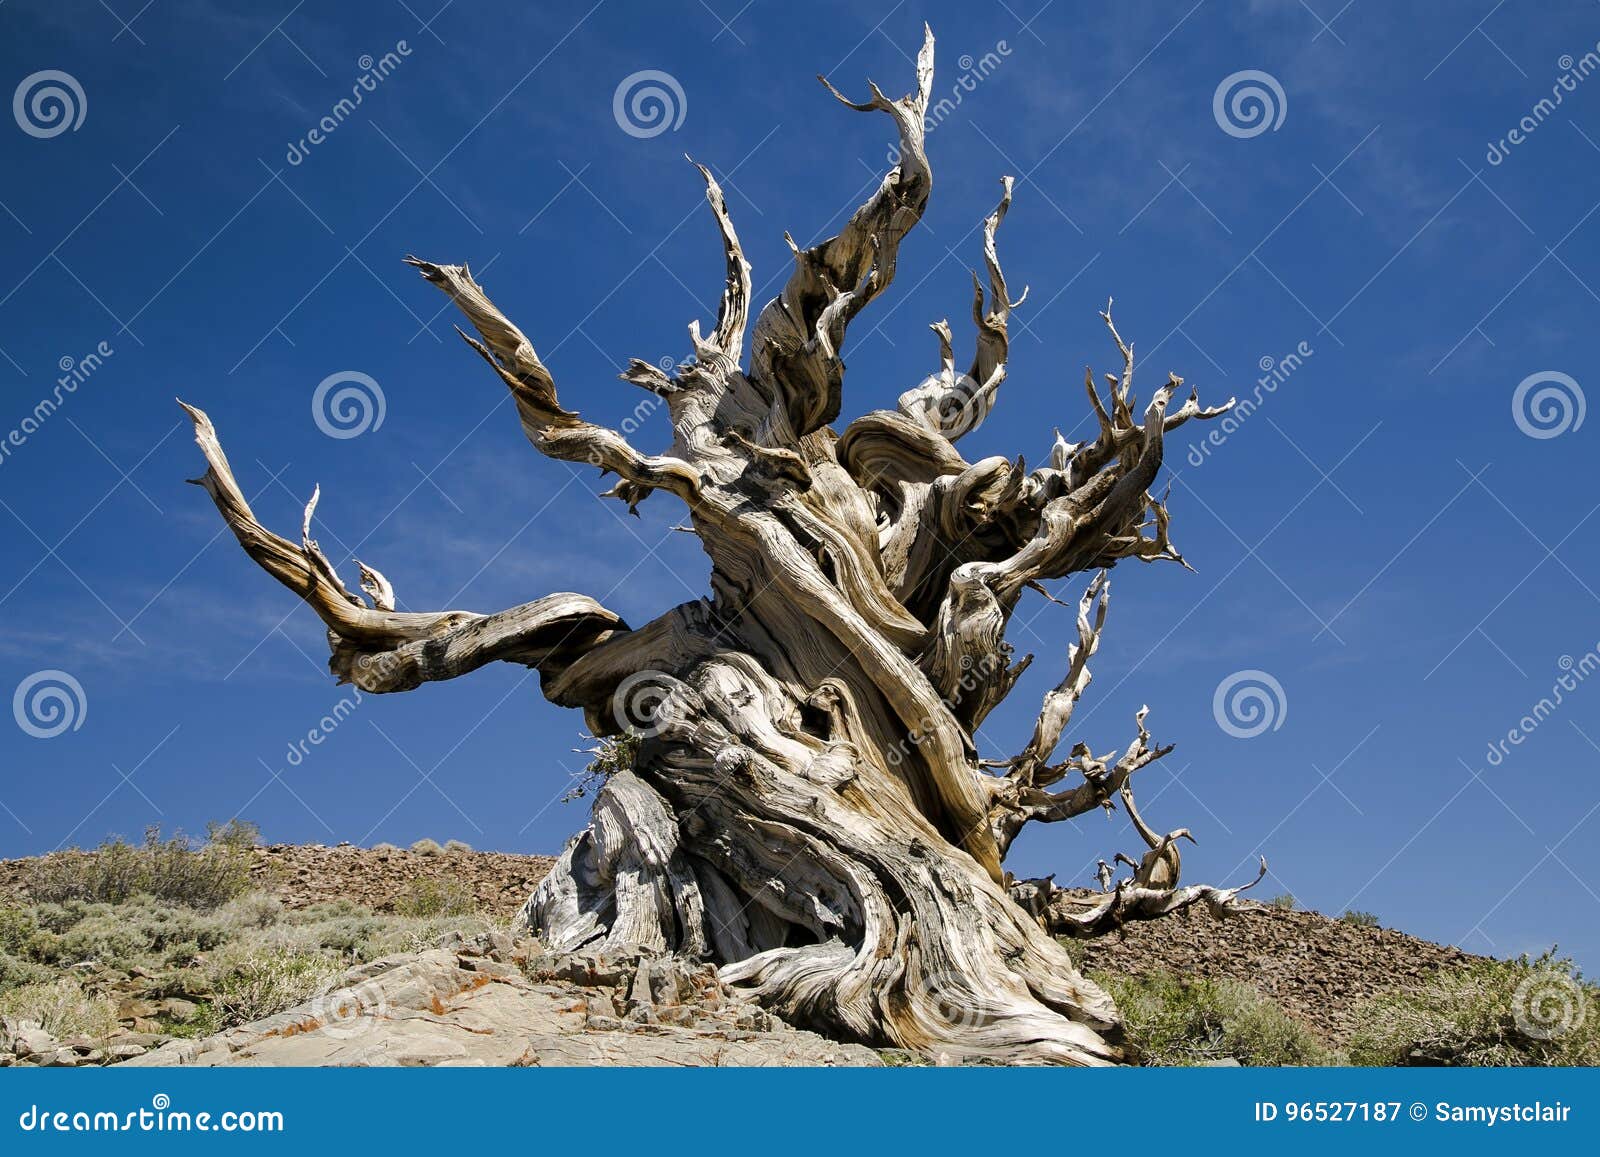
[442,839,474,854]
[71,898,228,962]
[0,951,52,993]
[563,733,638,802]
[26,823,256,909]
[291,897,366,919]
[208,948,345,1027]
[371,842,401,854]
[1347,951,1600,1066]
[295,915,389,959]
[1098,970,1332,1066]
[30,903,85,935]
[2,896,230,968]
[54,917,148,965]
[877,1049,931,1067]
[1265,893,1297,910]
[220,892,283,931]
[1340,909,1381,927]
[0,908,65,976]
[0,886,505,1039]
[206,819,261,852]
[0,906,41,955]
[0,978,119,1040]
[408,839,443,857]
[393,878,476,919]
[160,1000,222,1039]
[1053,936,1084,968]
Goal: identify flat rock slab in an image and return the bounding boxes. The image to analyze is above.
[122,939,879,1068]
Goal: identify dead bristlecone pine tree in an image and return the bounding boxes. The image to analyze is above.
[183,28,1267,1065]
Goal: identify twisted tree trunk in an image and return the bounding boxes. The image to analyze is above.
[182,28,1256,1065]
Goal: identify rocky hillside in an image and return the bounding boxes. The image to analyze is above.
[0,842,1485,1063]
[1063,891,1479,1044]
[246,847,1478,1044]
[226,847,1478,1045]
[0,842,554,918]
[249,843,557,916]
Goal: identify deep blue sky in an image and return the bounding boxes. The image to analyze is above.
[1,0,1596,967]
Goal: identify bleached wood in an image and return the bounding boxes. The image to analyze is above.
[181,28,1253,1066]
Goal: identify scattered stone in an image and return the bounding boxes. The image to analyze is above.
[122,934,880,1068]
[1066,893,1480,1046]
[0,845,1489,1064]
[161,998,199,1021]
[0,844,557,920]
[13,1026,58,1060]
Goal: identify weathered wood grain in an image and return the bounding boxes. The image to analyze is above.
[182,26,1252,1065]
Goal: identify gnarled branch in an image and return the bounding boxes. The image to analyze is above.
[180,400,476,647]
[896,176,1025,442]
[686,157,752,371]
[180,400,627,692]
[749,24,936,436]
[992,703,1174,858]
[1007,571,1109,786]
[404,258,703,514]
[1032,857,1269,939]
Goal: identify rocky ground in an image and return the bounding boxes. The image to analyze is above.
[224,847,1481,1046]
[0,842,557,920]
[1062,890,1479,1045]
[0,844,1484,1066]
[121,934,880,1068]
[246,843,557,916]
